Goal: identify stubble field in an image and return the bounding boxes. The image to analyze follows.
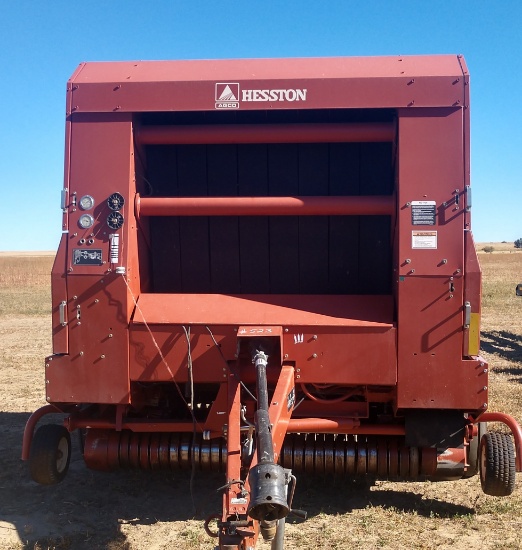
[0,247,521,549]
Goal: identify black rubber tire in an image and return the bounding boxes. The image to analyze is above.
[479,432,516,496]
[29,424,71,485]
[464,422,487,478]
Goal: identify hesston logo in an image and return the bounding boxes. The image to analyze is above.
[215,83,307,109]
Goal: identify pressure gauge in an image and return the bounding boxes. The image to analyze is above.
[107,211,124,230]
[107,192,125,211]
[78,214,94,229]
[79,194,95,210]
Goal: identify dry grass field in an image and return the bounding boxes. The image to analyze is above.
[0,247,521,549]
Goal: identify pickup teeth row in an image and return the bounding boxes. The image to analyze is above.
[83,430,437,479]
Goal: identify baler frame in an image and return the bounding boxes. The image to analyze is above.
[22,54,522,549]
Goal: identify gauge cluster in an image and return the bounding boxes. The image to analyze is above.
[70,190,126,268]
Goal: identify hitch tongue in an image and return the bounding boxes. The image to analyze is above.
[247,350,290,522]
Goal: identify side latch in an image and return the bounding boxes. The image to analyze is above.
[464,301,471,328]
[59,301,68,326]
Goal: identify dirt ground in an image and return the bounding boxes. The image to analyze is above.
[1,250,522,549]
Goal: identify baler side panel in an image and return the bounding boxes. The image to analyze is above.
[46,114,138,404]
[397,108,483,410]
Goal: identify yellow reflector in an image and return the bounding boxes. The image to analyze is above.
[469,313,480,356]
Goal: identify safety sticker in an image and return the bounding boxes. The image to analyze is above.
[412,231,437,249]
[411,200,436,225]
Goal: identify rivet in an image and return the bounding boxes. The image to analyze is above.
[45,363,49,368]
[108,333,113,338]
[101,354,105,359]
[95,299,99,303]
[296,375,300,379]
[312,353,318,358]
[296,368,300,373]
[79,351,84,356]
[442,259,447,264]
[483,369,488,373]
[46,397,51,402]
[483,403,488,408]
[483,386,488,391]
[405,259,411,264]
[313,335,318,340]
[284,354,288,359]
[284,328,289,333]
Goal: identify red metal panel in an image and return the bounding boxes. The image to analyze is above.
[46,274,130,403]
[395,105,482,410]
[283,327,396,385]
[129,294,396,385]
[129,325,234,382]
[397,276,485,410]
[51,234,68,354]
[68,56,466,113]
[132,293,394,326]
[46,113,138,403]
[397,108,464,277]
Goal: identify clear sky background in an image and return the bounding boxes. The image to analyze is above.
[0,1,520,251]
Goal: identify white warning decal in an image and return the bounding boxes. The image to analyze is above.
[412,230,437,249]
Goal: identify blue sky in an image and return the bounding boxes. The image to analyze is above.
[0,1,521,250]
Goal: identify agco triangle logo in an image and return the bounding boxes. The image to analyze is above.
[215,83,239,109]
